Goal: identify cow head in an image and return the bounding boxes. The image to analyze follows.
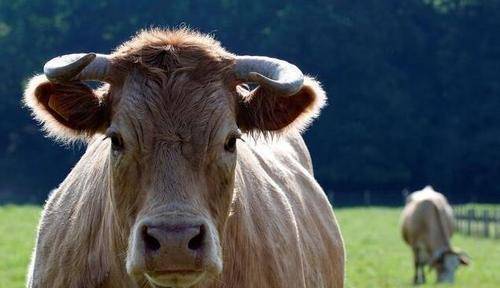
[24,29,325,287]
[430,248,470,283]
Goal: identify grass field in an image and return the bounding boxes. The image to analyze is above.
[0,205,498,287]
[0,205,40,288]
[337,207,500,288]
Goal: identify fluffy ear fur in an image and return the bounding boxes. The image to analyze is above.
[236,76,326,134]
[23,75,109,143]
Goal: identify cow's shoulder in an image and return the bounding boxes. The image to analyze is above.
[229,132,344,287]
[240,131,312,174]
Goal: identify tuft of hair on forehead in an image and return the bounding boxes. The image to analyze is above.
[115,28,227,55]
[111,28,234,80]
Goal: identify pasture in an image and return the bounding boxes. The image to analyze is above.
[1,205,498,288]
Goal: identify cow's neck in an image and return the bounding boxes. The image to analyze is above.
[100,173,137,286]
[63,138,132,287]
[213,157,307,287]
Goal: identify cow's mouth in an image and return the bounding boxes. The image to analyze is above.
[145,270,206,288]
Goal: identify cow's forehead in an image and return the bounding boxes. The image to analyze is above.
[111,70,235,147]
[107,29,238,146]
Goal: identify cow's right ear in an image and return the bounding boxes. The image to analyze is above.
[23,75,109,142]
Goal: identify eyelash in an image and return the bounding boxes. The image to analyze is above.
[105,132,124,153]
[224,133,242,153]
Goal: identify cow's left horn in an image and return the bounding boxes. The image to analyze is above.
[44,53,111,82]
[234,56,304,96]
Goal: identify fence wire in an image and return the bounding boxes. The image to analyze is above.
[454,206,500,239]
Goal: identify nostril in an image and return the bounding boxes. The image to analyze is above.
[142,226,161,252]
[188,225,205,251]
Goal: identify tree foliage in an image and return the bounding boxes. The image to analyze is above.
[0,0,499,203]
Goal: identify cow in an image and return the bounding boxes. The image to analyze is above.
[401,186,469,284]
[23,28,345,287]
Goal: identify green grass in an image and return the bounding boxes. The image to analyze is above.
[0,205,498,287]
[336,206,500,288]
[0,205,40,288]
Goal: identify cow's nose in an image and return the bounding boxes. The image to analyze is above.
[141,223,206,256]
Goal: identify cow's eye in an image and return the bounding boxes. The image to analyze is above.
[224,133,239,153]
[106,131,124,153]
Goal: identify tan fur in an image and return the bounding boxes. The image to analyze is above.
[400,186,461,283]
[25,28,344,288]
[23,76,109,142]
[236,76,327,133]
[401,186,454,251]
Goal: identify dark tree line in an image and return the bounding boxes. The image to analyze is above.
[0,0,499,203]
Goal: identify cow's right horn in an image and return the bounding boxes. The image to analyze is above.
[44,53,111,82]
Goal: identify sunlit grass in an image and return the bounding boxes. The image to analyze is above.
[336,206,500,288]
[0,205,40,288]
[0,205,498,287]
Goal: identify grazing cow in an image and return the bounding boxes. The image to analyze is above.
[24,28,344,287]
[401,186,469,284]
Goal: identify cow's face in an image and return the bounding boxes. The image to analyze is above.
[432,250,469,283]
[110,69,239,287]
[24,29,326,288]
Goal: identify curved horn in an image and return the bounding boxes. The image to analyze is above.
[44,53,111,82]
[234,55,304,96]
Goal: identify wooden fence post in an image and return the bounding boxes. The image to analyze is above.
[467,209,473,236]
[496,210,500,239]
[457,206,463,233]
[483,210,490,238]
[451,206,500,239]
[454,206,460,233]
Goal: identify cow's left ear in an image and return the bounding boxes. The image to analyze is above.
[236,76,326,133]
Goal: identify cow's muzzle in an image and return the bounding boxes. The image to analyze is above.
[127,216,221,287]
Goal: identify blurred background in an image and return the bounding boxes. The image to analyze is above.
[1,0,499,206]
[1,1,500,287]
